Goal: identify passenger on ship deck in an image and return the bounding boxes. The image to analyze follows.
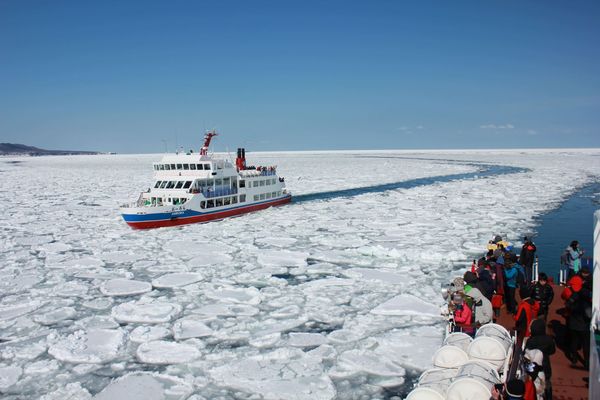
[529,272,554,320]
[463,278,493,326]
[525,319,556,400]
[565,266,592,369]
[450,293,474,335]
[514,290,540,338]
[503,260,518,314]
[520,237,537,283]
[474,264,496,300]
[562,240,584,279]
[523,349,546,400]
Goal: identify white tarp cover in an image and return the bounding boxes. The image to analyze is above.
[446,360,500,400]
[432,345,469,369]
[467,337,507,370]
[406,387,445,400]
[443,332,473,353]
[418,367,458,394]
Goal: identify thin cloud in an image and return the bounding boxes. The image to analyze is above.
[527,129,538,135]
[480,124,515,129]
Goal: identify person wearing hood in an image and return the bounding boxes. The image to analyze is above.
[523,349,545,400]
[525,319,556,399]
[520,237,537,283]
[514,293,540,338]
[464,282,493,326]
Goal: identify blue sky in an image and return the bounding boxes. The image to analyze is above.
[1,1,599,152]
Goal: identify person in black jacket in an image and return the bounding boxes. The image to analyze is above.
[520,237,536,283]
[529,272,554,319]
[566,268,592,368]
[525,318,556,400]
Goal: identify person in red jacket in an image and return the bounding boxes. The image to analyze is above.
[514,290,540,338]
[451,293,474,335]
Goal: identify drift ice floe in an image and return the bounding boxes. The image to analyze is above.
[120,131,292,229]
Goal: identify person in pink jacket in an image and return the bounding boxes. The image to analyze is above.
[451,293,474,335]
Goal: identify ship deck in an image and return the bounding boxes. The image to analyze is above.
[496,283,589,400]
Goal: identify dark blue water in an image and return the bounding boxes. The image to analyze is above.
[530,182,600,281]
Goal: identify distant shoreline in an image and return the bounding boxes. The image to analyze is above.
[0,143,104,156]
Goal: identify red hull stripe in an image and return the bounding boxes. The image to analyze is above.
[125,196,292,229]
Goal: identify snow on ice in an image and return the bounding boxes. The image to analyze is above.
[0,150,599,398]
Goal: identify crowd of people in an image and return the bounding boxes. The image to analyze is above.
[445,235,593,400]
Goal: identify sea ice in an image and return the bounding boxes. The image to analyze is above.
[210,348,336,400]
[100,278,152,297]
[172,316,213,340]
[33,306,76,325]
[288,332,328,347]
[112,300,181,324]
[0,365,22,391]
[152,272,204,288]
[205,286,262,305]
[370,294,441,318]
[94,372,193,400]
[48,328,126,364]
[129,326,171,343]
[136,341,201,364]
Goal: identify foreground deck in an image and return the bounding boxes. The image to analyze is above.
[496,283,589,400]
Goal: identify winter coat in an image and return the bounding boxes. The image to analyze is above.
[566,288,591,332]
[514,299,539,337]
[504,265,518,288]
[520,242,536,267]
[453,302,474,334]
[476,268,495,300]
[465,287,493,325]
[563,246,582,270]
[525,319,556,378]
[530,282,554,314]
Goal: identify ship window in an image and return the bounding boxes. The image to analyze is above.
[272,192,276,197]
[167,181,176,189]
[164,164,171,170]
[153,165,157,170]
[239,180,245,188]
[175,181,184,189]
[207,200,214,208]
[215,179,222,186]
[254,195,259,201]
[200,201,206,209]
[231,196,238,204]
[223,197,231,206]
[266,192,272,199]
[278,191,281,196]
[253,181,259,187]
[175,164,182,170]
[173,198,180,205]
[190,164,196,170]
[160,181,168,188]
[183,181,192,189]
[159,164,164,170]
[216,198,223,207]
[260,193,266,200]
[259,180,265,186]
[180,198,186,204]
[170,164,175,169]
[240,194,246,202]
[204,164,211,170]
[223,177,230,185]
[197,164,203,170]
[272,179,276,184]
[183,164,189,170]
[154,181,162,188]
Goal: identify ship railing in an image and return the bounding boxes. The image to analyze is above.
[201,187,238,198]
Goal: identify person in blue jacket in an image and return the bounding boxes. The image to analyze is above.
[504,261,518,314]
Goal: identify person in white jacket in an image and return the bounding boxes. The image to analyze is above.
[465,286,493,325]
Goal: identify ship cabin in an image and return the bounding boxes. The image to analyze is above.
[138,153,285,209]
